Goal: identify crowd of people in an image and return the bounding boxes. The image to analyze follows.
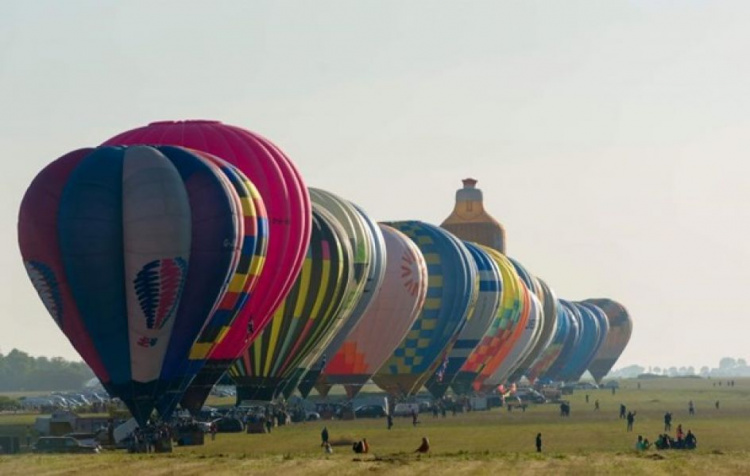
[637,426,697,451]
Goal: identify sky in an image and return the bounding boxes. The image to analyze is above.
[1,1,749,370]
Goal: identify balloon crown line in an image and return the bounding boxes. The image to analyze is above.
[148,120,222,126]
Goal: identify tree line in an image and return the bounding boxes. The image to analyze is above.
[0,348,94,391]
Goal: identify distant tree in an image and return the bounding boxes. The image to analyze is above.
[719,357,737,369]
[700,366,710,376]
[653,366,661,374]
[738,358,748,367]
[0,348,93,391]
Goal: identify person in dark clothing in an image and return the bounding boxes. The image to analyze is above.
[387,414,394,430]
[536,433,542,453]
[688,400,695,415]
[619,404,626,419]
[685,430,697,449]
[594,399,600,411]
[321,427,329,446]
[353,440,364,454]
[626,411,636,431]
[664,412,672,432]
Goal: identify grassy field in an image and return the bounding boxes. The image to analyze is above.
[1,377,749,475]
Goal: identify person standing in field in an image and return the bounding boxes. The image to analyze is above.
[664,412,672,432]
[387,413,394,430]
[321,427,329,446]
[688,400,695,415]
[626,411,636,432]
[594,399,600,411]
[536,433,542,453]
[715,400,720,410]
[619,404,626,419]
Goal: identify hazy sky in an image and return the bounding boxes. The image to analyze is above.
[2,1,748,370]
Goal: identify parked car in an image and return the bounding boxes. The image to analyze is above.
[64,432,102,449]
[214,417,244,433]
[354,405,387,418]
[33,436,100,454]
[514,389,547,404]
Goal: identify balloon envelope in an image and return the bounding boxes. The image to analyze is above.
[526,300,569,383]
[424,242,501,398]
[541,300,581,381]
[318,224,428,398]
[229,204,352,401]
[19,146,242,425]
[372,221,477,396]
[452,246,524,394]
[103,120,312,412]
[293,191,382,398]
[584,298,632,383]
[555,302,601,382]
[506,278,558,383]
[484,290,542,387]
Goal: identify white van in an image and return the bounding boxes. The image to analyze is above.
[393,403,420,416]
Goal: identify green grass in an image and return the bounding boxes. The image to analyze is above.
[1,377,747,475]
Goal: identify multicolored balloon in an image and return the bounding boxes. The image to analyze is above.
[229,204,352,401]
[424,242,501,398]
[372,221,477,396]
[103,120,312,412]
[19,145,247,425]
[452,246,524,394]
[318,224,428,398]
[506,278,558,383]
[292,191,382,398]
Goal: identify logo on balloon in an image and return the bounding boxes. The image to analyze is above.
[134,257,187,333]
[401,252,420,297]
[24,261,63,327]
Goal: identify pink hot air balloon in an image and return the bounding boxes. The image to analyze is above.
[103,120,311,411]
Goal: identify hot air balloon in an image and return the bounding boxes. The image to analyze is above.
[526,299,571,383]
[229,204,353,401]
[318,224,428,398]
[19,145,247,426]
[372,221,477,396]
[155,155,268,418]
[292,191,384,398]
[483,290,542,389]
[481,258,546,388]
[103,120,312,412]
[563,302,610,382]
[506,278,558,383]
[452,246,524,394]
[555,302,602,382]
[424,242,501,398]
[441,179,506,253]
[584,299,632,383]
[541,300,581,382]
[471,250,532,392]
